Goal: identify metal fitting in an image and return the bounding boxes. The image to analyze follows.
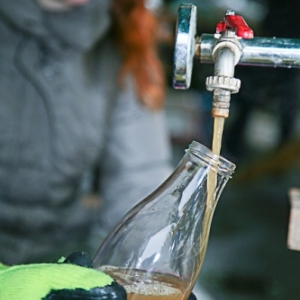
[212,89,232,118]
[212,32,242,66]
[206,28,242,118]
[206,76,241,93]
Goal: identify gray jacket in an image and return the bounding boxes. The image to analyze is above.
[0,0,172,263]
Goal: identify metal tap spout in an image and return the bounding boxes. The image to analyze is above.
[172,4,300,120]
[206,27,243,118]
[173,5,253,118]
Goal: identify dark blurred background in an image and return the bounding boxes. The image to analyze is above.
[158,0,300,299]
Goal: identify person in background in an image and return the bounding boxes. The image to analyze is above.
[0,0,172,264]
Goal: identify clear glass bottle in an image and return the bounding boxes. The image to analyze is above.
[93,141,235,300]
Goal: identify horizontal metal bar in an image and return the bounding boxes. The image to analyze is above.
[199,34,300,68]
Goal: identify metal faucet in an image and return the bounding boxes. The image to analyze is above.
[173,3,300,118]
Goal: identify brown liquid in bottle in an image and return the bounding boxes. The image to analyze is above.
[99,266,188,300]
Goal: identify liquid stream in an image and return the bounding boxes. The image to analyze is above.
[196,117,225,284]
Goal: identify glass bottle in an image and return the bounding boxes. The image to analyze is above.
[93,141,235,300]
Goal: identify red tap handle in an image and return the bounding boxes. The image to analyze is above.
[217,14,254,39]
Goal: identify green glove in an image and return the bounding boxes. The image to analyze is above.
[0,252,126,300]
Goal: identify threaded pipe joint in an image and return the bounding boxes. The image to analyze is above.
[212,89,231,118]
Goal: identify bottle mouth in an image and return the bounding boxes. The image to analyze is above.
[186,141,236,177]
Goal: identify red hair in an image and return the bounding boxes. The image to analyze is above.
[111,0,165,111]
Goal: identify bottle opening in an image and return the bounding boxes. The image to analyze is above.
[186,141,236,177]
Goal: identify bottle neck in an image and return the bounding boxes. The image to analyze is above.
[187,141,235,178]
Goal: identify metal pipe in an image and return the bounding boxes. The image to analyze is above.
[200,34,300,68]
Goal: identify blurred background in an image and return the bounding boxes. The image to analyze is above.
[157,0,300,299]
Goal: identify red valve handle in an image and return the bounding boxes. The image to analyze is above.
[217,14,254,39]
